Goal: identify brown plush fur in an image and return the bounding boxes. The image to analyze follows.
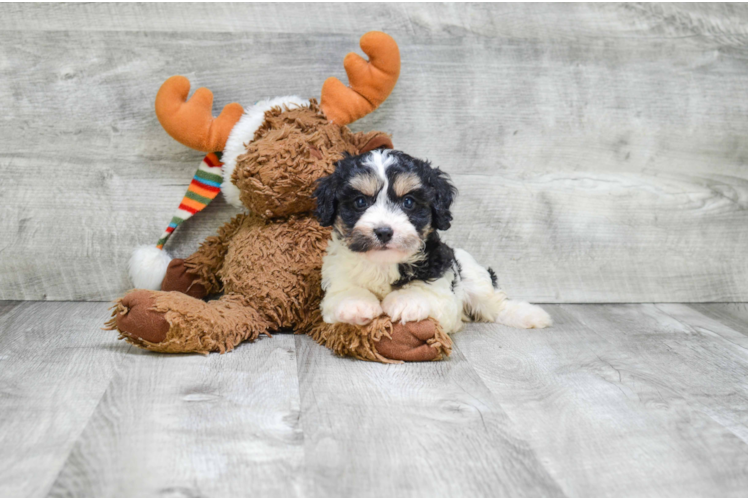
[233,100,384,218]
[107,101,452,362]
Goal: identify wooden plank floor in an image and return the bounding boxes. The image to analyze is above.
[1,302,747,496]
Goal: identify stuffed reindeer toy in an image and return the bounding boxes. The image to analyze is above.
[107,32,453,362]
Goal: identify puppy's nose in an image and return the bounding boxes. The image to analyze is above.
[373,226,394,243]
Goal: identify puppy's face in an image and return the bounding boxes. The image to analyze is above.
[314,150,456,263]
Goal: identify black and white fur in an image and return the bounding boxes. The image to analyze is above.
[313,149,551,334]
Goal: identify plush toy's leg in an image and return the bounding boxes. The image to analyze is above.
[307,316,452,364]
[160,259,208,298]
[156,213,249,299]
[106,290,273,354]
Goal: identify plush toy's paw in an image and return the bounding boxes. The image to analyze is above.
[334,298,383,325]
[115,290,171,344]
[161,258,208,299]
[374,319,449,362]
[496,301,553,329]
[381,291,431,324]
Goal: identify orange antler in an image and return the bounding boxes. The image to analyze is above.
[320,31,400,126]
[155,76,244,152]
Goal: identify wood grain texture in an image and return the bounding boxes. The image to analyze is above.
[2,3,748,301]
[0,301,129,497]
[690,303,748,338]
[3,3,748,41]
[293,334,562,497]
[0,301,21,318]
[48,334,304,497]
[2,301,748,495]
[455,304,748,496]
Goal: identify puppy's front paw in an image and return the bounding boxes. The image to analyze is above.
[334,298,383,326]
[382,292,432,324]
[497,301,552,329]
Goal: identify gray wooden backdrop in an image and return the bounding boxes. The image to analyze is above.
[2,3,747,302]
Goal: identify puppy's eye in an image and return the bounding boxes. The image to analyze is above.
[354,196,368,209]
[402,196,416,210]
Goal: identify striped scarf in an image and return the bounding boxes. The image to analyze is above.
[156,152,223,249]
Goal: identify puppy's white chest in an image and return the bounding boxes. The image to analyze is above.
[362,271,396,300]
[321,237,400,300]
[347,258,399,300]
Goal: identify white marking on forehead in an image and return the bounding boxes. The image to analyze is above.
[363,150,395,204]
[363,150,395,181]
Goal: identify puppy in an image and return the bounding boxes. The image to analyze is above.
[313,149,551,334]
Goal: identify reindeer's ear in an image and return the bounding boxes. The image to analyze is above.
[427,167,457,231]
[313,172,340,227]
[359,133,393,154]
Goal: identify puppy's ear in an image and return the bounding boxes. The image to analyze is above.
[313,172,339,227]
[428,167,457,231]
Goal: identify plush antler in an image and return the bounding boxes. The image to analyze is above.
[320,31,400,126]
[155,76,244,152]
